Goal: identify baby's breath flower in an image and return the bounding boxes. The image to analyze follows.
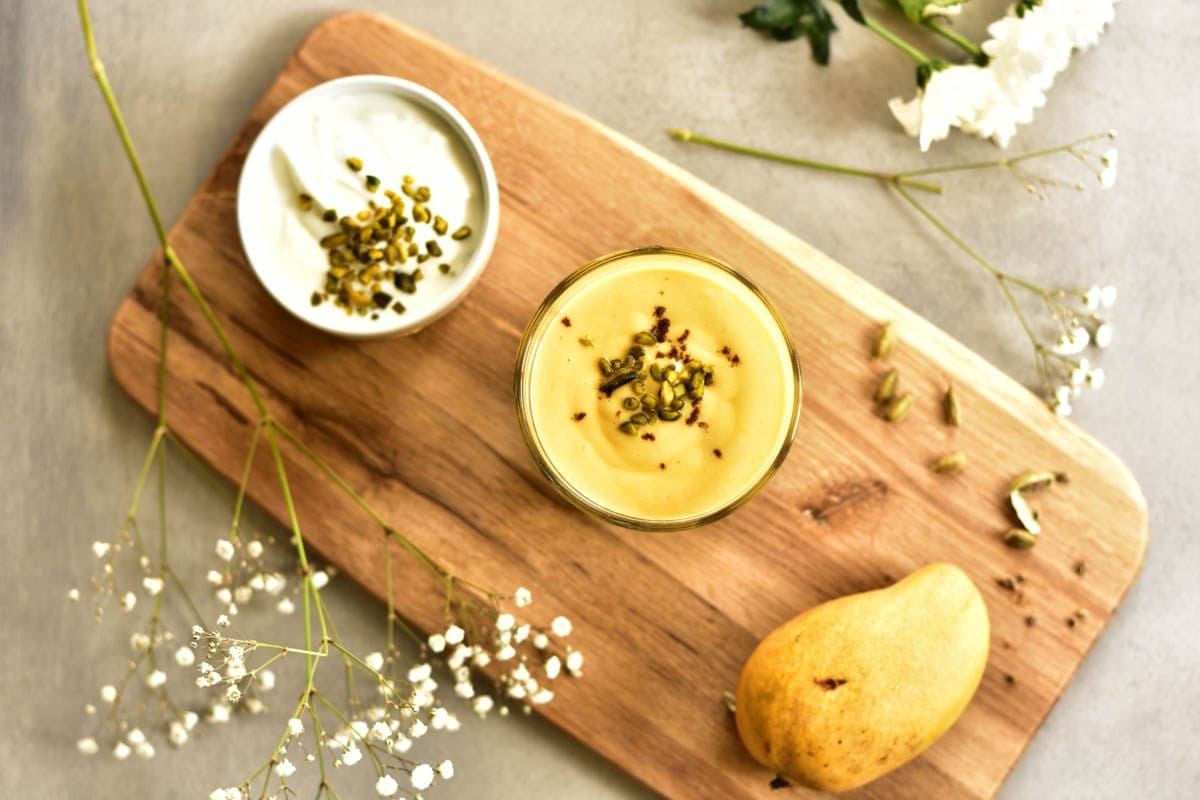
[513,587,532,607]
[551,616,572,637]
[375,774,399,797]
[77,736,99,755]
[67,588,81,602]
[141,576,164,595]
[276,597,294,615]
[427,633,446,653]
[310,570,329,589]
[532,688,555,704]
[259,669,276,691]
[1094,322,1114,348]
[286,717,304,737]
[410,763,435,791]
[99,684,117,703]
[566,650,584,675]
[119,591,137,612]
[389,735,413,754]
[532,633,549,650]
[214,539,235,562]
[135,741,155,759]
[216,614,231,628]
[342,743,363,766]
[472,695,495,716]
[174,646,195,667]
[145,670,167,689]
[126,728,146,746]
[436,760,455,779]
[113,741,131,760]
[409,719,428,739]
[130,632,150,652]
[1100,285,1118,308]
[245,540,264,558]
[447,644,471,670]
[169,720,188,747]
[495,613,515,632]
[495,644,516,661]
[444,624,465,645]
[364,651,384,671]
[208,703,231,723]
[274,758,296,778]
[92,541,111,558]
[206,570,224,586]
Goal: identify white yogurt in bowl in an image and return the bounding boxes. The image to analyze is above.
[237,75,499,338]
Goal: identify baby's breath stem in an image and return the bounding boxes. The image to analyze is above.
[895,131,1115,178]
[273,423,451,582]
[667,129,945,193]
[229,423,264,542]
[123,428,165,537]
[312,691,387,772]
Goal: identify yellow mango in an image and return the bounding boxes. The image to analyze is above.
[734,563,989,793]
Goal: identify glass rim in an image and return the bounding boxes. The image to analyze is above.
[513,246,803,532]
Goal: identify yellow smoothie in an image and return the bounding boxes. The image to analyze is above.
[516,248,800,528]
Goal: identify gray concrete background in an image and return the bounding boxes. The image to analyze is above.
[2,1,1197,798]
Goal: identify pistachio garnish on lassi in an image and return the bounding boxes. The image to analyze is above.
[514,247,801,530]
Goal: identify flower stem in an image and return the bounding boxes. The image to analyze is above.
[667,130,944,193]
[924,19,986,63]
[864,17,931,65]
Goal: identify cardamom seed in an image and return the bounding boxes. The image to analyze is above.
[873,367,899,404]
[872,320,898,360]
[882,394,912,422]
[932,452,967,474]
[944,384,961,426]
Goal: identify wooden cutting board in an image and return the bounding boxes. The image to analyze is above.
[107,12,1148,799]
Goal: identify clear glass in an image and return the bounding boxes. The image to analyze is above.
[513,246,803,531]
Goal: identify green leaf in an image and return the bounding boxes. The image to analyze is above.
[890,0,968,23]
[738,0,839,65]
[838,0,866,24]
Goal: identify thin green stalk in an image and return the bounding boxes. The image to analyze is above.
[76,0,167,243]
[668,130,943,193]
[272,423,450,583]
[890,182,1045,295]
[925,19,985,62]
[228,423,264,541]
[263,423,319,682]
[864,17,931,64]
[896,131,1115,178]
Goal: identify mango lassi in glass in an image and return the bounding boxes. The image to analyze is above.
[514,247,801,530]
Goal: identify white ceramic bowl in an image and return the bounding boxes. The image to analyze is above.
[236,75,500,338]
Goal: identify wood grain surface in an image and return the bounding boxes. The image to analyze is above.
[107,13,1148,799]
